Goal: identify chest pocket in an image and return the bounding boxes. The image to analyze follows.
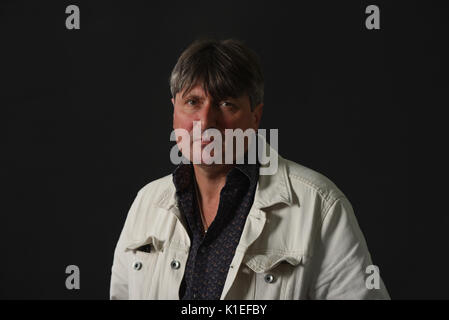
[125,236,165,299]
[243,253,304,300]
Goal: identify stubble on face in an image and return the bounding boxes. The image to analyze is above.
[171,83,262,166]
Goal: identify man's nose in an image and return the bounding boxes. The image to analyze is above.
[198,101,219,129]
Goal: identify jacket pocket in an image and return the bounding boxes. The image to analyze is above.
[124,236,165,299]
[243,252,305,300]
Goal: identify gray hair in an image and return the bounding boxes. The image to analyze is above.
[169,38,264,111]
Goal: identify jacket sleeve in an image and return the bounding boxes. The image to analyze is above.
[110,190,143,300]
[308,196,390,299]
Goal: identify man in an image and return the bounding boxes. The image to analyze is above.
[110,38,390,300]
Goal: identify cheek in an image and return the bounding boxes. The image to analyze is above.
[173,110,193,132]
[222,112,254,131]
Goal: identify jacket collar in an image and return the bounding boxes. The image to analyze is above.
[156,137,294,212]
[252,152,293,210]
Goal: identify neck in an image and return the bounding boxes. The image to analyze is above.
[193,164,234,202]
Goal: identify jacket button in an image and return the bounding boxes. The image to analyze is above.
[264,274,275,283]
[170,260,181,270]
[133,261,143,271]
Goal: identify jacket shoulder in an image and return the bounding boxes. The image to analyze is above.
[139,173,173,193]
[281,157,346,204]
[120,173,174,239]
[136,173,174,204]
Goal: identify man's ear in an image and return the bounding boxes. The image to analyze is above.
[171,97,175,107]
[253,103,263,129]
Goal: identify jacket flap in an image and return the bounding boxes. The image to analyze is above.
[243,252,305,273]
[124,236,165,252]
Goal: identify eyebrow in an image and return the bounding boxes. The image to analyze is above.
[183,94,205,101]
[182,94,237,104]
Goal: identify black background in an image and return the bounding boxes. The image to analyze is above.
[1,0,447,299]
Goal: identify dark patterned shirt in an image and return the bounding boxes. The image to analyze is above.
[173,162,260,300]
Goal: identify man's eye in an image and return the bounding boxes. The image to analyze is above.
[186,99,197,106]
[220,101,234,107]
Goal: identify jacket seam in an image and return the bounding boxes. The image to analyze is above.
[288,173,339,205]
[244,249,306,256]
[288,173,342,222]
[321,196,345,224]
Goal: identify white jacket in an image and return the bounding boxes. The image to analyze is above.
[110,146,390,300]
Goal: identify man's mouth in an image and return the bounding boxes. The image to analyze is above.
[201,141,212,146]
[193,130,218,146]
[201,136,214,146]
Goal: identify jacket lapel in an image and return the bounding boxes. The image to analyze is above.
[221,143,295,299]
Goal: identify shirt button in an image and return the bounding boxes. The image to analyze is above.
[199,247,206,254]
[264,274,275,283]
[133,261,142,271]
[170,260,181,270]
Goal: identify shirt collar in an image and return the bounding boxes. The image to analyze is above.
[159,145,294,213]
[172,161,260,193]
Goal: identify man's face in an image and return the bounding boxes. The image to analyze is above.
[172,83,263,164]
